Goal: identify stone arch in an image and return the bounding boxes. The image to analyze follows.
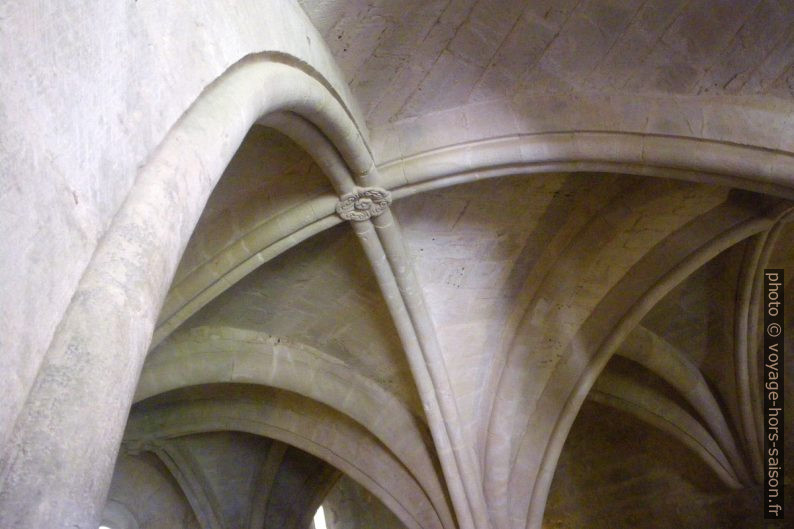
[0,49,377,529]
[504,201,792,529]
[136,326,455,529]
[124,386,447,529]
[154,127,794,354]
[100,500,140,529]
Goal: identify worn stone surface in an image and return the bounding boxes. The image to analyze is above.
[545,400,759,529]
[0,0,357,459]
[322,474,407,529]
[1,1,793,529]
[300,0,794,125]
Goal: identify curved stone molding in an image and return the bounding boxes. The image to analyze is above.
[520,205,793,529]
[125,392,443,529]
[101,500,140,529]
[378,132,794,200]
[372,93,794,191]
[336,187,393,221]
[618,326,752,485]
[483,196,791,529]
[592,371,742,489]
[0,53,374,529]
[10,4,794,529]
[0,0,364,462]
[137,326,455,529]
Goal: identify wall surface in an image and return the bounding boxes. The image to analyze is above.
[1,1,793,529]
[0,0,358,451]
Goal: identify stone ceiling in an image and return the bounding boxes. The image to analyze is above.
[144,123,793,527]
[123,2,794,523]
[300,0,794,126]
[4,1,794,529]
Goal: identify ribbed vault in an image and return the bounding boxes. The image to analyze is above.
[116,118,792,528]
[2,2,792,529]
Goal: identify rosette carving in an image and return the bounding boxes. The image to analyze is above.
[335,187,392,221]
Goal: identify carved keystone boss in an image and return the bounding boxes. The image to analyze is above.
[336,187,392,221]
